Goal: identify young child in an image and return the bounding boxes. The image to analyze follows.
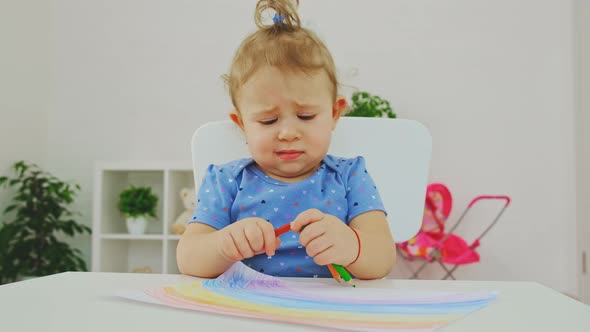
[177,0,395,279]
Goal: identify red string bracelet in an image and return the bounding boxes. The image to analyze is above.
[349,227,361,265]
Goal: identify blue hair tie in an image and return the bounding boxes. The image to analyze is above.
[272,13,285,24]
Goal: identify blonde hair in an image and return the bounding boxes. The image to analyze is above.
[225,0,338,110]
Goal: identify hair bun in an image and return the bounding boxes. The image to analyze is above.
[255,0,301,30]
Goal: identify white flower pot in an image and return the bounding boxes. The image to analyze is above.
[126,216,148,235]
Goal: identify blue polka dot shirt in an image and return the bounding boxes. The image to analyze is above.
[190,155,386,278]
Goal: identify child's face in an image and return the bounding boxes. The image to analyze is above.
[231,66,345,182]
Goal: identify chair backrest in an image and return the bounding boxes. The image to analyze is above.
[191,117,432,243]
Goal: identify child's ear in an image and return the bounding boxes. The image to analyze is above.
[331,96,347,129]
[229,110,244,130]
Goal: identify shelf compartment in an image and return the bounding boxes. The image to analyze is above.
[99,170,164,235]
[100,239,163,273]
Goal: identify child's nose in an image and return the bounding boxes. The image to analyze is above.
[277,120,301,141]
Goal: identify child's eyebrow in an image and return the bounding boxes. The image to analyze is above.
[295,102,320,109]
[250,107,278,117]
[248,101,321,117]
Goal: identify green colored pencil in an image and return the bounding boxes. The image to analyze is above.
[332,264,356,287]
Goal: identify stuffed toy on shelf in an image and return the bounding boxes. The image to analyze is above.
[170,187,196,235]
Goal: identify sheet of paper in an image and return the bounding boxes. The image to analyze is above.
[118,262,496,331]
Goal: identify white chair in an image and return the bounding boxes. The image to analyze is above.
[191,117,431,243]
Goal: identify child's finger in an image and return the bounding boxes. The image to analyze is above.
[256,219,277,256]
[291,209,324,232]
[311,247,336,266]
[231,230,254,258]
[298,222,326,247]
[220,233,242,261]
[305,236,333,258]
[244,223,264,252]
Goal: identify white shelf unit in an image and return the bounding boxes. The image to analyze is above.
[92,163,193,274]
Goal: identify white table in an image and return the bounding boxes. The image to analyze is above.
[1,272,588,332]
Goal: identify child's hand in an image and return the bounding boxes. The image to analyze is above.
[217,218,281,262]
[291,209,358,267]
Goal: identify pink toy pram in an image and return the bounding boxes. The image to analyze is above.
[397,183,511,279]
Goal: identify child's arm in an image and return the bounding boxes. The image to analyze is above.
[177,223,232,278]
[291,209,395,280]
[177,218,280,278]
[346,210,395,279]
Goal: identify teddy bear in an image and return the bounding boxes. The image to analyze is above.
[170,187,196,235]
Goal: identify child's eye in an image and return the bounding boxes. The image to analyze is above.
[259,118,277,125]
[298,114,316,121]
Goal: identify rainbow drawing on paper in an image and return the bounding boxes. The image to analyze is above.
[121,263,496,331]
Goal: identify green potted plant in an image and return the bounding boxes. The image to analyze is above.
[345,91,396,118]
[0,161,91,284]
[118,186,158,235]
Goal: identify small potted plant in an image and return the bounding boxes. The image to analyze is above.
[118,186,158,235]
[345,91,396,118]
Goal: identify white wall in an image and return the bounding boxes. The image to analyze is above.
[3,0,577,295]
[575,0,590,303]
[0,0,50,212]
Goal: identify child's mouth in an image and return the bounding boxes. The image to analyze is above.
[276,150,303,161]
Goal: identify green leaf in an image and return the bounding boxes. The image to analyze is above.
[3,204,18,214]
